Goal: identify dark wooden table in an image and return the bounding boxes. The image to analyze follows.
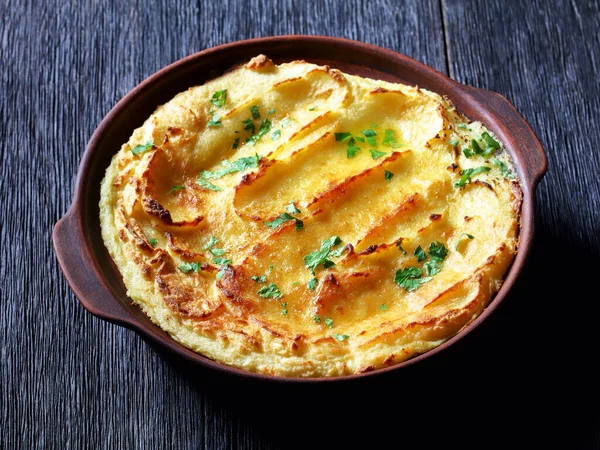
[2,0,599,448]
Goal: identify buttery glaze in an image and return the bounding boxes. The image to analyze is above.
[100,55,521,377]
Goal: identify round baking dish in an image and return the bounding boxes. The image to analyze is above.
[53,36,547,382]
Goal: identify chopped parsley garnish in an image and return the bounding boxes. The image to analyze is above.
[264,212,303,231]
[471,139,483,155]
[210,90,227,107]
[324,317,334,328]
[251,275,267,283]
[457,123,469,130]
[196,178,222,191]
[347,139,361,158]
[201,154,260,180]
[268,108,276,115]
[281,302,288,316]
[246,119,272,146]
[304,236,343,275]
[455,233,475,250]
[271,129,281,141]
[232,137,240,149]
[448,139,459,147]
[169,185,185,193]
[291,281,301,286]
[178,262,200,274]
[385,170,394,182]
[307,278,318,290]
[369,149,386,160]
[428,241,448,262]
[313,314,322,323]
[285,202,301,214]
[250,105,260,119]
[216,270,226,281]
[361,129,377,147]
[207,114,222,127]
[396,240,407,255]
[332,334,349,341]
[208,247,226,256]
[242,118,255,133]
[203,236,219,250]
[131,141,154,155]
[212,257,232,266]
[281,118,292,128]
[454,166,491,188]
[394,266,423,292]
[482,132,500,150]
[149,238,158,247]
[423,259,442,277]
[308,106,317,111]
[414,245,427,262]
[383,129,403,148]
[380,304,387,311]
[335,132,353,142]
[492,158,515,179]
[257,283,283,299]
[463,147,474,158]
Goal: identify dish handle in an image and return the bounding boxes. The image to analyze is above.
[53,209,133,325]
[462,86,548,187]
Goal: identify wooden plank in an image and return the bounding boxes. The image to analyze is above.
[0,1,447,449]
[441,0,600,447]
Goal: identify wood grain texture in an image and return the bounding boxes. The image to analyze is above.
[1,0,598,448]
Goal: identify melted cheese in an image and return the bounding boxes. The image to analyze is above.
[100,55,521,377]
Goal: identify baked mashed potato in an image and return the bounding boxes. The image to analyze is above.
[100,55,521,377]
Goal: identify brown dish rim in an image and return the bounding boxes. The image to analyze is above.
[53,35,547,383]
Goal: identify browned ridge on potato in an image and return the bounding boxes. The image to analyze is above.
[100,55,521,377]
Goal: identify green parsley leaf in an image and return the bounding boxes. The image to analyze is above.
[334,132,352,142]
[492,158,515,179]
[268,108,276,115]
[332,334,349,341]
[471,139,483,155]
[131,141,154,156]
[196,178,222,191]
[383,129,403,148]
[250,105,260,119]
[428,241,448,262]
[149,238,158,247]
[271,129,281,141]
[242,118,255,134]
[257,282,283,299]
[313,314,322,323]
[463,147,474,158]
[394,266,423,292]
[281,302,288,316]
[457,123,469,130]
[347,144,361,158]
[178,262,200,274]
[216,269,226,280]
[208,247,226,256]
[482,131,500,150]
[169,185,185,193]
[307,278,318,290]
[200,154,260,180]
[414,245,427,262]
[355,136,365,143]
[396,240,407,255]
[379,304,387,311]
[423,259,442,277]
[246,119,272,146]
[453,166,491,188]
[304,236,342,275]
[210,90,227,107]
[281,118,292,128]
[308,106,317,111]
[384,170,394,182]
[213,257,232,266]
[369,149,386,160]
[203,236,219,250]
[251,275,267,283]
[264,213,303,231]
[232,137,240,149]
[362,129,377,147]
[455,233,475,250]
[285,202,301,214]
[267,265,274,274]
[324,317,334,328]
[207,114,222,127]
[291,281,301,286]
[448,139,459,147]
